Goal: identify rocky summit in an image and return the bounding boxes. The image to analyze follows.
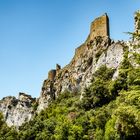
[0,11,140,128]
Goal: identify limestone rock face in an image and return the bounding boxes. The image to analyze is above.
[37,36,125,112]
[0,93,36,128]
[128,39,140,67]
[135,10,140,34]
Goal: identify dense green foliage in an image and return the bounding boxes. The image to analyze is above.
[81,65,115,110]
[0,113,18,140]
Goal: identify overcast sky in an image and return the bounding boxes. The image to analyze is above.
[0,0,139,99]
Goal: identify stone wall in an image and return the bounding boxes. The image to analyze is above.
[90,13,109,40]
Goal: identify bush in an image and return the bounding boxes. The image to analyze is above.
[82,66,115,110]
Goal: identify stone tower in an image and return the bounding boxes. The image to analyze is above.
[134,10,140,34]
[48,70,56,81]
[90,13,110,40]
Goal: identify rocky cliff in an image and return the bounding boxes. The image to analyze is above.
[0,93,36,128]
[37,14,124,112]
[0,11,140,127]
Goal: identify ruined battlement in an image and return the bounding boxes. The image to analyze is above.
[48,64,61,81]
[90,13,109,40]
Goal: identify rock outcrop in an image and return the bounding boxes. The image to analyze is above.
[0,11,140,127]
[0,93,36,128]
[37,37,125,111]
[37,14,121,111]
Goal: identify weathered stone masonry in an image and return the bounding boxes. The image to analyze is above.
[90,13,109,40]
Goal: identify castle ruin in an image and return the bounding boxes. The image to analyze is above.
[90,13,110,40]
[48,14,110,81]
[48,64,61,81]
[48,69,56,81]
